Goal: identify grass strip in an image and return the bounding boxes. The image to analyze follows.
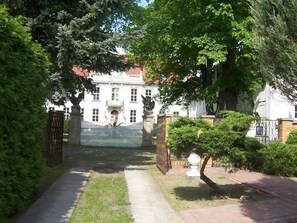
[69,173,133,223]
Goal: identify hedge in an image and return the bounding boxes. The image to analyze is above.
[0,6,50,222]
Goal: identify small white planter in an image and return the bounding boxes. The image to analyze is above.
[186,152,201,179]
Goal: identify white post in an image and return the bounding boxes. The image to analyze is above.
[186,153,201,179]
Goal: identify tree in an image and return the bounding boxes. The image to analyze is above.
[167,112,255,193]
[250,0,297,101]
[128,0,262,115]
[1,0,141,105]
[0,6,50,221]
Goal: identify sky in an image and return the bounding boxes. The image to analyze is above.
[139,0,153,7]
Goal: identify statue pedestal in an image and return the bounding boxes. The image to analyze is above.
[69,110,81,146]
[142,115,154,147]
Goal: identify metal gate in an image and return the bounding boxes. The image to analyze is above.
[255,120,279,144]
[41,111,64,167]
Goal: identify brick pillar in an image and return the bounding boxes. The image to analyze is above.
[278,118,296,143]
[156,114,172,174]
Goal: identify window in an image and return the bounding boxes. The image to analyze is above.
[173,111,179,121]
[64,107,70,120]
[145,89,152,97]
[81,108,84,120]
[92,109,99,122]
[295,105,297,118]
[131,89,137,102]
[93,86,100,100]
[112,88,119,101]
[130,110,136,123]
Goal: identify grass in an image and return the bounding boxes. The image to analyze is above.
[148,166,272,211]
[69,166,133,223]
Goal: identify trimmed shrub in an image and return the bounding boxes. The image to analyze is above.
[227,137,266,170]
[0,7,50,222]
[167,117,212,158]
[286,129,297,144]
[167,112,254,161]
[260,142,297,177]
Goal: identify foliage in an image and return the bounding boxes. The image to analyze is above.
[63,119,70,133]
[286,129,297,144]
[1,0,142,106]
[259,142,297,177]
[167,117,211,158]
[167,111,255,192]
[225,137,265,171]
[0,6,50,221]
[129,0,263,114]
[250,0,297,101]
[168,111,254,160]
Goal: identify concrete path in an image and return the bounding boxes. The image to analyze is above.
[124,165,184,223]
[15,166,91,223]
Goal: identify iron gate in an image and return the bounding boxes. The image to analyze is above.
[255,120,279,144]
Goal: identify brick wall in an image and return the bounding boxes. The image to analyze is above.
[156,114,172,174]
[278,118,297,143]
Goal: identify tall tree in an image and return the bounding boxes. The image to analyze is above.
[1,0,140,105]
[129,0,262,115]
[250,0,297,101]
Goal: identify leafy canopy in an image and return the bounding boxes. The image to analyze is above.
[250,0,297,101]
[129,0,262,113]
[1,0,142,105]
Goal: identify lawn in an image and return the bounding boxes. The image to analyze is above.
[69,165,133,223]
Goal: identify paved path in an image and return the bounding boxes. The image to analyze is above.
[125,165,183,223]
[177,167,297,223]
[15,165,92,223]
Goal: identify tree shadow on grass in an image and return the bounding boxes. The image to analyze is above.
[174,183,272,202]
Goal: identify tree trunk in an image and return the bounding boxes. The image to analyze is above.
[200,63,215,115]
[217,48,238,112]
[200,156,223,194]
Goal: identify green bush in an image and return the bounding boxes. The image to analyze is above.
[286,129,297,144]
[259,142,297,177]
[167,111,254,162]
[227,137,265,170]
[63,119,70,133]
[0,7,50,222]
[167,117,212,158]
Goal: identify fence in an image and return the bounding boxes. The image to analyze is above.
[254,120,279,144]
[80,121,143,147]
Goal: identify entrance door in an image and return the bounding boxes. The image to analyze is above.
[110,110,119,126]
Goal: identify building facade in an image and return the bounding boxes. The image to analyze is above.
[47,67,205,126]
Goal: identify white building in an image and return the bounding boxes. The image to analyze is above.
[47,67,205,126]
[253,84,296,120]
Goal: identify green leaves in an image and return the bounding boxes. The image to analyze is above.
[129,0,262,113]
[167,111,255,163]
[250,0,297,101]
[2,0,140,105]
[0,6,49,221]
